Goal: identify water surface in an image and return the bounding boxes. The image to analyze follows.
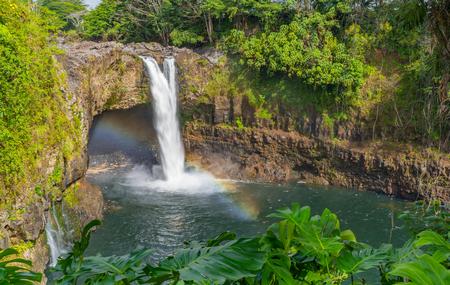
[86,106,409,261]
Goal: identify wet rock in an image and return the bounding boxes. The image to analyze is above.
[20,203,46,241]
[23,233,49,282]
[66,179,104,226]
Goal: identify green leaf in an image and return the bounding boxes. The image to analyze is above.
[340,229,357,242]
[207,231,237,247]
[388,254,450,285]
[414,230,450,250]
[261,252,296,285]
[268,203,311,225]
[0,248,42,284]
[156,238,264,283]
[0,248,18,259]
[55,249,151,284]
[337,246,389,274]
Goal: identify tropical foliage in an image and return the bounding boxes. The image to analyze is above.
[38,0,87,30]
[0,248,42,284]
[2,204,441,284]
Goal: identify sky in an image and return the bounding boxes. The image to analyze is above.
[84,0,101,9]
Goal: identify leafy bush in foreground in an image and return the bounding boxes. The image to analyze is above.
[52,204,449,284]
[0,248,42,284]
[2,204,448,284]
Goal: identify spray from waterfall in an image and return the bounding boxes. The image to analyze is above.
[142,57,185,180]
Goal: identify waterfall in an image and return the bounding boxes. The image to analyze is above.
[45,204,71,267]
[142,57,185,181]
[131,56,218,194]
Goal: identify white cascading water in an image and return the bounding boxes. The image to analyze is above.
[45,204,71,267]
[134,56,218,193]
[142,57,185,181]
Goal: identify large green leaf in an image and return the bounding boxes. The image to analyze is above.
[155,238,264,283]
[340,229,357,242]
[0,248,42,284]
[55,249,152,285]
[268,203,311,226]
[268,204,346,268]
[261,251,297,285]
[313,208,341,236]
[414,230,450,250]
[263,219,296,252]
[337,246,390,274]
[413,230,450,263]
[388,254,450,285]
[207,231,237,247]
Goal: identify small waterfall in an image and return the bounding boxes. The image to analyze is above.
[45,204,72,267]
[142,57,185,180]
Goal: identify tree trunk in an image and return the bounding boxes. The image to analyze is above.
[204,12,213,44]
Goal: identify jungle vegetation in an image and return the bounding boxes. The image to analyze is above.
[75,0,450,150]
[1,202,449,284]
[0,0,81,210]
[0,1,448,284]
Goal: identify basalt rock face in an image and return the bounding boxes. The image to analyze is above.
[185,124,450,202]
[59,40,449,202]
[58,40,149,153]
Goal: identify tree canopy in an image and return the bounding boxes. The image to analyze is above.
[40,0,450,148]
[38,0,87,30]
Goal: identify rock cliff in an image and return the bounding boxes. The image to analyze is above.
[1,39,448,276]
[185,124,450,202]
[2,39,211,274]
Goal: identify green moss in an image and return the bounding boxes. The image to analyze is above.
[34,185,44,197]
[196,58,210,66]
[12,241,33,254]
[8,208,25,222]
[139,87,149,103]
[117,61,126,75]
[105,81,128,109]
[216,123,234,130]
[235,117,244,130]
[63,183,79,208]
[0,0,81,207]
[104,93,120,109]
[48,166,63,187]
[255,109,272,120]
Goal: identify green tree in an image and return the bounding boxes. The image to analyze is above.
[82,0,125,40]
[227,10,367,109]
[38,0,86,30]
[200,0,226,44]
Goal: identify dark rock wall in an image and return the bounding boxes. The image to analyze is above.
[185,124,450,202]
